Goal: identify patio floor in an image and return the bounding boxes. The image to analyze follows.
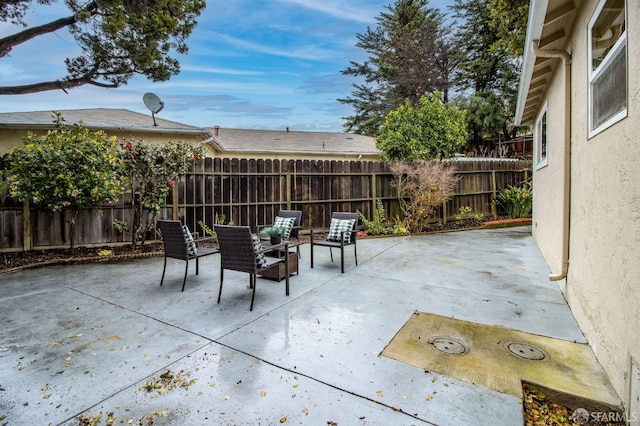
[0,226,621,425]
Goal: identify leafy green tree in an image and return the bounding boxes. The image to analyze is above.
[119,139,203,247]
[4,112,123,251]
[340,0,457,136]
[451,0,525,149]
[0,0,205,95]
[376,92,467,161]
[486,0,529,57]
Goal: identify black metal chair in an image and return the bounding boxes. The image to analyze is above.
[215,225,290,311]
[310,212,359,273]
[257,210,303,256]
[157,220,218,292]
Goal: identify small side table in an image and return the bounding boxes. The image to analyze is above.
[259,240,302,282]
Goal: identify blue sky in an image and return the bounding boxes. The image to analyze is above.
[0,0,455,132]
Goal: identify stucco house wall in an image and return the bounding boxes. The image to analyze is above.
[566,0,640,405]
[531,66,566,278]
[517,0,640,416]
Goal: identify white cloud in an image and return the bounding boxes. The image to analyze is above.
[180,65,264,76]
[213,32,335,61]
[273,0,378,23]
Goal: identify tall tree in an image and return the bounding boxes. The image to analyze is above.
[340,0,457,136]
[451,0,527,148]
[0,0,206,95]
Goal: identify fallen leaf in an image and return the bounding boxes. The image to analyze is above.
[376,391,383,398]
[260,391,267,397]
[279,417,287,423]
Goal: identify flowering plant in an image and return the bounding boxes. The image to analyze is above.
[496,183,533,219]
[119,139,204,247]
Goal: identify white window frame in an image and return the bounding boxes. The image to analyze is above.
[588,0,627,138]
[535,103,548,170]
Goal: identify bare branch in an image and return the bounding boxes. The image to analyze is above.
[0,2,97,58]
[0,76,117,95]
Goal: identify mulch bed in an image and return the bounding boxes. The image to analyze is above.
[522,382,625,426]
[0,218,523,274]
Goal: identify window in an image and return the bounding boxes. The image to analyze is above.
[588,0,627,137]
[536,105,548,169]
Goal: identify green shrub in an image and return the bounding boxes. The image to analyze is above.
[496,183,532,218]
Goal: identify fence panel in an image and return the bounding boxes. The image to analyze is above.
[0,158,531,252]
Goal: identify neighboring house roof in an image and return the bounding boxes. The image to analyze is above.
[0,108,379,158]
[0,108,210,136]
[515,0,581,126]
[206,127,380,157]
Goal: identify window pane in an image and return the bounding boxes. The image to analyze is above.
[592,45,626,130]
[540,111,547,161]
[591,0,625,71]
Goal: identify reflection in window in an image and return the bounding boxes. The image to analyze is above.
[536,106,548,169]
[589,0,627,136]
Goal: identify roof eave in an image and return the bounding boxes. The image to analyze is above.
[515,0,549,126]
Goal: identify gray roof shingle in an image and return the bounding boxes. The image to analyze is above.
[208,127,379,155]
[0,108,208,134]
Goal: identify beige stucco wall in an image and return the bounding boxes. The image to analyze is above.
[531,64,567,279]
[533,0,640,409]
[0,128,208,156]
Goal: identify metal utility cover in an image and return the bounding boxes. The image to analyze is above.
[382,311,619,405]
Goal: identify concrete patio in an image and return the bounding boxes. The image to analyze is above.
[0,227,620,425]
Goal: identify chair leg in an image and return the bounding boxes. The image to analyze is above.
[250,274,257,311]
[340,243,345,274]
[181,260,189,292]
[310,231,314,268]
[354,242,358,265]
[160,256,168,286]
[217,267,224,304]
[195,256,200,275]
[329,247,334,262]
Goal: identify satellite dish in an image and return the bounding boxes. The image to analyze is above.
[143,92,164,126]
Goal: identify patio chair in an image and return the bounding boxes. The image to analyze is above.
[157,220,219,292]
[256,209,303,256]
[310,212,359,273]
[215,225,290,311]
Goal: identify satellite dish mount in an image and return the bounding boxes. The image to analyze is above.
[143,92,164,126]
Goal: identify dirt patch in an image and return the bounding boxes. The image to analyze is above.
[0,243,164,273]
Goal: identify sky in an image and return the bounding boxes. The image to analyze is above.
[0,0,456,132]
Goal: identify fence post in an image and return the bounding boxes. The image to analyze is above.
[22,200,31,252]
[491,170,497,218]
[286,173,292,209]
[172,185,179,220]
[442,202,447,224]
[371,173,377,218]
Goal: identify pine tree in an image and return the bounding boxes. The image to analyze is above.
[339,0,457,136]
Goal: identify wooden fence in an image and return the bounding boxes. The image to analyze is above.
[0,158,531,252]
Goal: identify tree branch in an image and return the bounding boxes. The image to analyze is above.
[0,76,117,95]
[0,1,98,57]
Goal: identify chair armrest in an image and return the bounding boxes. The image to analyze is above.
[194,235,216,246]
